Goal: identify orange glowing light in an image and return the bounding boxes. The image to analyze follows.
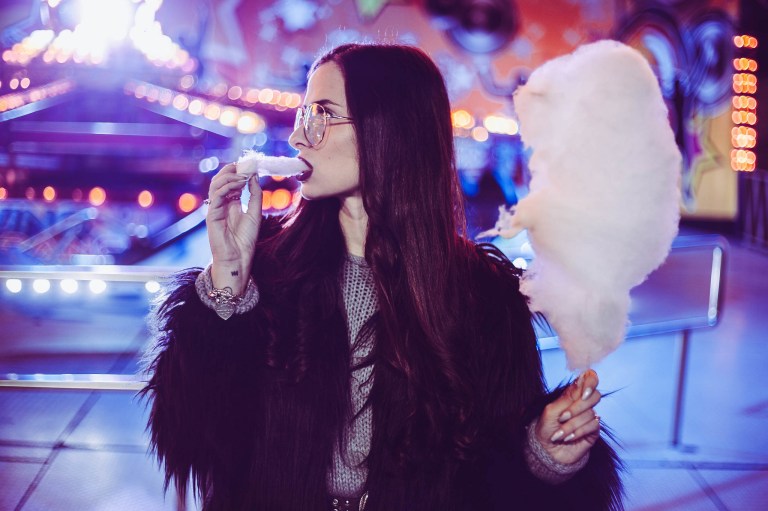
[178,193,198,212]
[471,126,489,142]
[261,190,272,209]
[258,89,274,104]
[0,187,7,200]
[287,93,302,109]
[734,36,744,47]
[245,88,260,103]
[204,103,221,120]
[43,186,56,201]
[138,190,153,208]
[89,187,106,206]
[236,112,259,134]
[271,189,292,210]
[219,108,239,127]
[172,94,189,110]
[452,110,473,128]
[188,99,204,115]
[227,86,243,101]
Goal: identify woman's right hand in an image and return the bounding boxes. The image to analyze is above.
[205,163,263,293]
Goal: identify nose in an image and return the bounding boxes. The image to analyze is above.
[288,122,309,150]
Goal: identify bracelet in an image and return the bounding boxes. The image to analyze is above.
[195,265,260,320]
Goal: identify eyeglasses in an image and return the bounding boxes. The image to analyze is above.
[294,103,353,147]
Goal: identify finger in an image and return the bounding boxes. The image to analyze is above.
[557,388,601,423]
[578,369,599,401]
[210,170,249,194]
[551,409,600,443]
[244,176,263,221]
[566,369,598,401]
[544,370,599,422]
[562,413,601,444]
[219,162,237,174]
[209,179,248,208]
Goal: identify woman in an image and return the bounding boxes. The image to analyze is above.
[142,43,623,511]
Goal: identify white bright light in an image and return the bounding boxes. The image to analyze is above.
[89,279,107,294]
[512,257,528,270]
[145,280,161,293]
[75,0,135,53]
[6,279,22,293]
[33,279,51,293]
[61,279,79,294]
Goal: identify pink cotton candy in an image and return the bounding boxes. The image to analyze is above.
[508,40,681,369]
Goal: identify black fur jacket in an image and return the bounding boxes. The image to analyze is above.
[141,231,623,511]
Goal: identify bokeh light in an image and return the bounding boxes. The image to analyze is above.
[138,190,153,208]
[178,193,199,212]
[89,187,106,206]
[89,280,107,294]
[43,186,56,201]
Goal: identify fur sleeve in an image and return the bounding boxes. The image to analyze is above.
[473,243,624,510]
[138,268,272,502]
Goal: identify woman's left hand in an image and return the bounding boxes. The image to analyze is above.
[534,369,602,465]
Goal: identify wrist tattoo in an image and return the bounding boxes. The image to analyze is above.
[231,270,239,276]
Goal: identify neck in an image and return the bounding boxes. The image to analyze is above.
[338,196,368,257]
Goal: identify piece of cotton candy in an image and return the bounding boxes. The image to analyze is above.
[236,150,309,177]
[502,40,681,370]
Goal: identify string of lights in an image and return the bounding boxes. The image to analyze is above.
[732,34,758,172]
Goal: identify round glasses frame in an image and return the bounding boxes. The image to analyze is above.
[294,103,353,147]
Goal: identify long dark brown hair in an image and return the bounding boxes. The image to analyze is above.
[257,43,482,472]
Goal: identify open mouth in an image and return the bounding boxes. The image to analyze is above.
[295,157,313,182]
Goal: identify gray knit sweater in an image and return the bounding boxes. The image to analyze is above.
[327,253,378,497]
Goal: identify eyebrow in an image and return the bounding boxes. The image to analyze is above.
[310,99,343,108]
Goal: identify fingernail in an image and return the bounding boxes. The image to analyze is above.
[558,411,572,423]
[564,433,576,442]
[550,430,565,442]
[582,387,593,401]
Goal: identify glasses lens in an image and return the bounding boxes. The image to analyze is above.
[294,107,304,131]
[306,103,326,146]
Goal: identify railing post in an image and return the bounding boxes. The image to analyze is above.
[671,328,691,449]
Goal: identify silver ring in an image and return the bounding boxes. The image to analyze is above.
[203,199,211,205]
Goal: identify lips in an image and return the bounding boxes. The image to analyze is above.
[295,156,313,182]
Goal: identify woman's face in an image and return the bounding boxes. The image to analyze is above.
[288,62,360,200]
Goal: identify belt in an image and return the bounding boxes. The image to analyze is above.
[329,491,368,511]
